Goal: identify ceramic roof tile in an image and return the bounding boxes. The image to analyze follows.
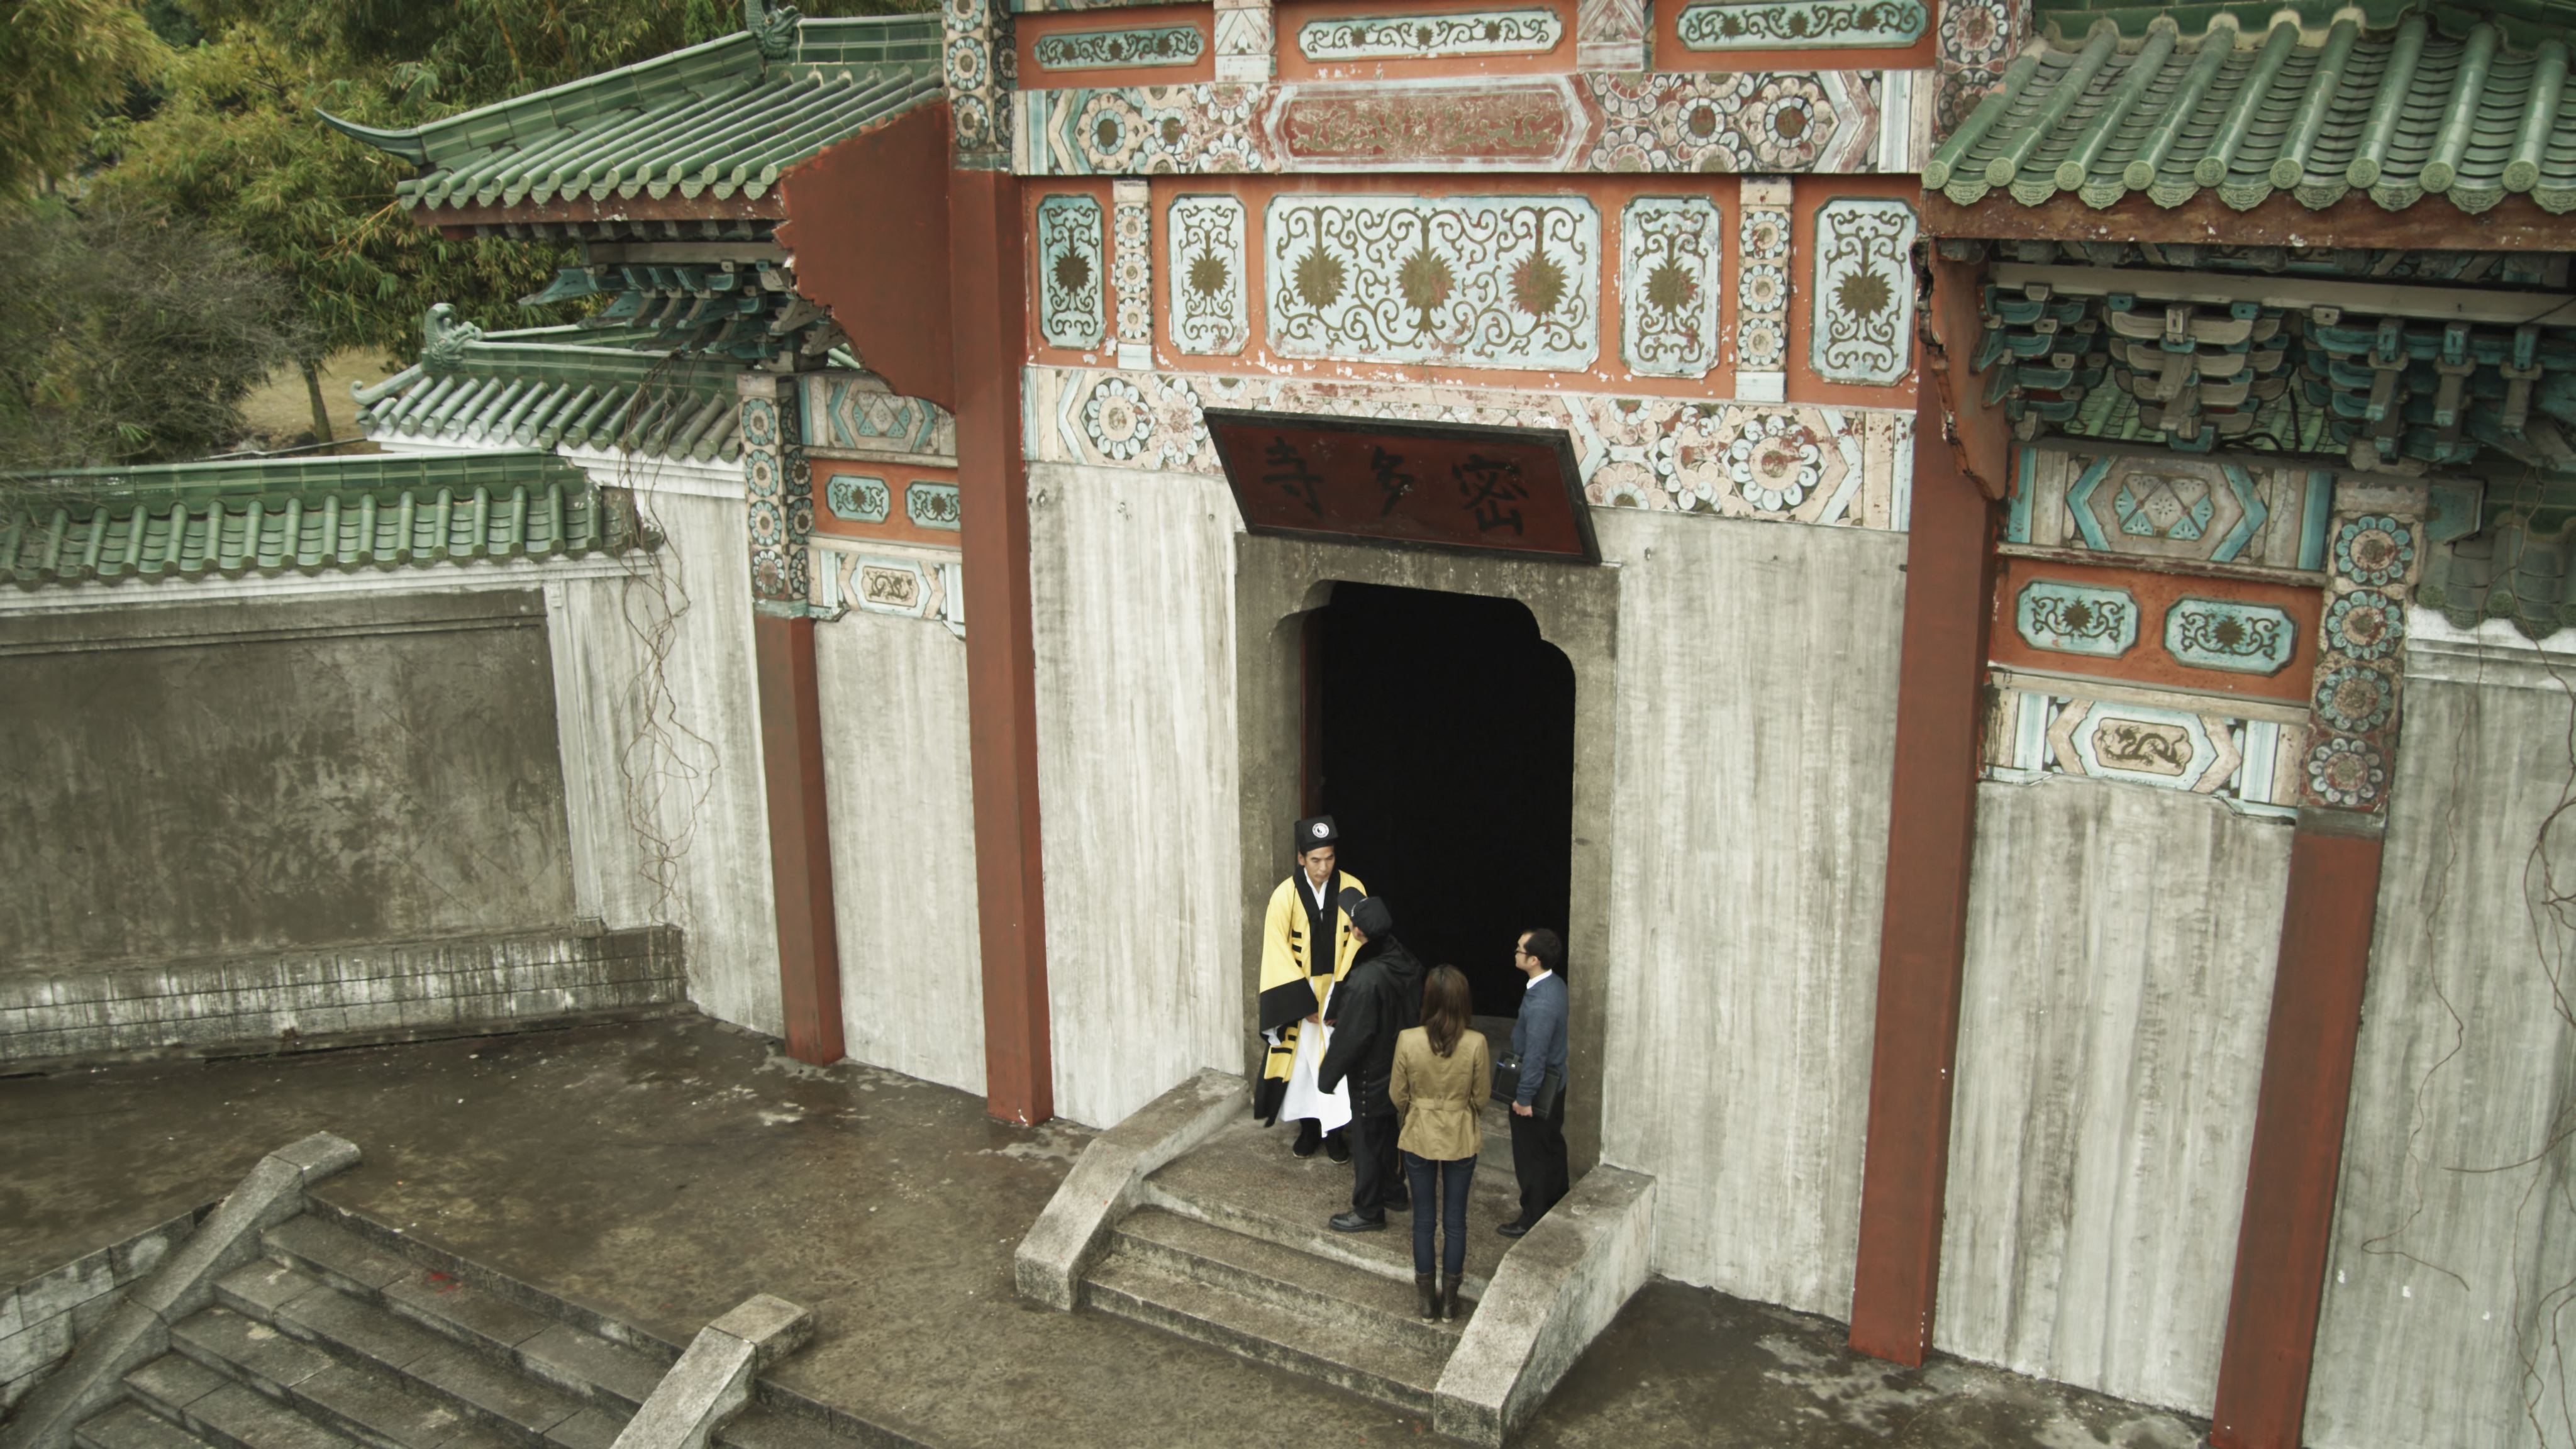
[323,14,943,216]
[1925,16,2576,216]
[0,451,637,587]
[354,326,769,463]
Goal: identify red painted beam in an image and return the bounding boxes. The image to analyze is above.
[2210,820,2387,1449]
[777,105,957,408]
[1847,379,1999,1364]
[753,612,847,1067]
[950,165,1055,1127]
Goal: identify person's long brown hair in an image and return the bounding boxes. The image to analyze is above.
[1421,964,1472,1058]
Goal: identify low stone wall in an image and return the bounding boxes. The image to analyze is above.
[0,1207,211,1413]
[0,926,684,1067]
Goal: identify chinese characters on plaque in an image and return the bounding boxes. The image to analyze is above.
[1205,410,1597,562]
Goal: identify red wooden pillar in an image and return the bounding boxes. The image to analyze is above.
[950,165,1055,1126]
[2208,818,2385,1445]
[1847,383,1999,1363]
[739,372,847,1068]
[754,611,846,1065]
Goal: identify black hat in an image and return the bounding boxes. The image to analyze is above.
[1350,896,1393,938]
[1294,816,1339,853]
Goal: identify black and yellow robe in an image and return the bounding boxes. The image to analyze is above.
[1252,869,1367,1123]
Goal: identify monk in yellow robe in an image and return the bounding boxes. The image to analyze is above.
[1255,814,1367,1158]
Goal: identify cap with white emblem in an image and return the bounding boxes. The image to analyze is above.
[1293,815,1339,853]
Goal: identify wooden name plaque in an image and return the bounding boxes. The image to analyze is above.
[1204,409,1598,563]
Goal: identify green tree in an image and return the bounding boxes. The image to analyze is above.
[0,203,301,469]
[0,0,165,197]
[96,21,566,439]
[95,0,926,438]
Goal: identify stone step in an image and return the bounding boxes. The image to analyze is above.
[1080,1249,1448,1416]
[167,1303,525,1449]
[125,1354,357,1449]
[211,1263,626,1449]
[294,1202,682,1371]
[717,1407,920,1449]
[1109,1208,1469,1355]
[76,1402,221,1449]
[260,1217,667,1418]
[1139,1175,1517,1300]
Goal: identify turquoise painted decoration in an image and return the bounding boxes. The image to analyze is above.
[2016,579,2137,658]
[2165,597,2297,675]
[1036,194,1106,350]
[2116,477,2212,539]
[824,474,891,524]
[1032,25,1205,70]
[906,480,963,531]
[2065,457,2265,563]
[1676,0,1926,48]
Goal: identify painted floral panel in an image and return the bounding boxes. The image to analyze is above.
[1265,194,1600,370]
[1036,193,1107,350]
[1297,9,1565,59]
[1168,196,1250,355]
[2163,597,2297,676]
[2015,579,2138,658]
[1033,25,1204,70]
[1676,0,1927,48]
[1619,196,1722,378]
[1809,196,1915,386]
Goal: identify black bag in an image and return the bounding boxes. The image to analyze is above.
[1530,1066,1565,1118]
[1495,1055,1563,1116]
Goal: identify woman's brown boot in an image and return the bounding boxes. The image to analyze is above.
[1441,1275,1464,1321]
[1416,1274,1439,1319]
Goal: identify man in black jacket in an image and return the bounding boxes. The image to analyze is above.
[1318,896,1423,1232]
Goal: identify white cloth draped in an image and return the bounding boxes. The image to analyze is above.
[1275,1019,1352,1131]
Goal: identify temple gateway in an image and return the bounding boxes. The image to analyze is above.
[6,0,2574,1444]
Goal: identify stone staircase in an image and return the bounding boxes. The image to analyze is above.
[1074,1115,1523,1416]
[69,1206,843,1449]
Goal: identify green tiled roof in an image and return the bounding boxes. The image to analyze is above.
[356,325,759,463]
[323,14,943,214]
[0,452,636,587]
[1925,14,2576,215]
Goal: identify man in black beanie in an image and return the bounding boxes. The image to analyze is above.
[1318,896,1423,1232]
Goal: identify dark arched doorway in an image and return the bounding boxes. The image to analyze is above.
[1307,582,1577,1017]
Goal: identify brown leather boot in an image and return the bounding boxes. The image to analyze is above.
[1416,1274,1438,1319]
[1441,1275,1464,1321]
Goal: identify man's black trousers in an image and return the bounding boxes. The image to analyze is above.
[1349,1111,1402,1216]
[1509,1088,1570,1226]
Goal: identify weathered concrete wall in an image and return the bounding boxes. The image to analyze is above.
[1026,462,1246,1130]
[1590,508,1902,1319]
[815,608,985,1094]
[0,926,684,1065]
[1938,779,2289,1414]
[0,591,574,970]
[551,486,783,1036]
[2306,625,2576,1449]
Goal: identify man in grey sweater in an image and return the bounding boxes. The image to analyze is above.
[1499,927,1570,1238]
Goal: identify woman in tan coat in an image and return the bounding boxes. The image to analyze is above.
[1389,963,1490,1321]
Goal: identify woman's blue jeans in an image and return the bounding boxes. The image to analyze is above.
[1402,1150,1477,1279]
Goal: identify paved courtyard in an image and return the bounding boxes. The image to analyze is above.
[1,1016,2206,1448]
